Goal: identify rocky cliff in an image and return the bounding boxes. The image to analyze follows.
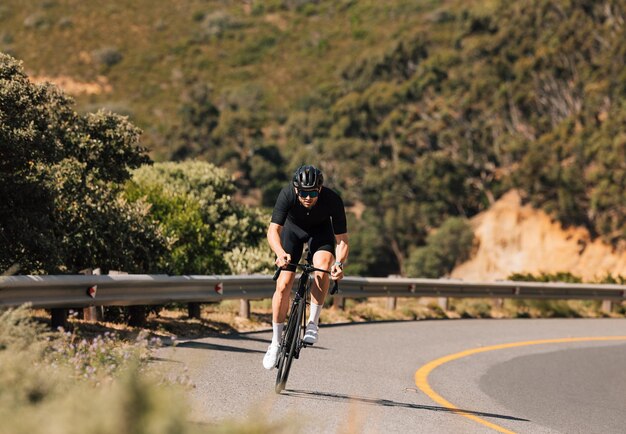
[451,191,626,282]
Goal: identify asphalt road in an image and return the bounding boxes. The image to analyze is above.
[156,318,626,433]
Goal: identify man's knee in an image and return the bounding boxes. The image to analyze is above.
[312,250,334,269]
[275,272,295,294]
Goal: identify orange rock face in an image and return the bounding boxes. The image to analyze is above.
[452,190,626,282]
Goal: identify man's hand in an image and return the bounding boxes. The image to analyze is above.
[275,253,292,269]
[331,262,344,280]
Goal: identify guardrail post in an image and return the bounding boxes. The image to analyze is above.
[333,295,345,310]
[601,300,613,314]
[81,268,103,322]
[438,297,449,311]
[386,297,397,310]
[188,303,201,319]
[493,298,504,309]
[239,299,250,319]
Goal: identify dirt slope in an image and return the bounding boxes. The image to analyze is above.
[451,190,626,282]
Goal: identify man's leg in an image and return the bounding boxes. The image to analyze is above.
[272,271,296,327]
[264,271,296,370]
[303,250,334,344]
[310,250,334,305]
[272,224,303,344]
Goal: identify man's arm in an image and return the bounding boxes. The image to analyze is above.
[331,233,349,280]
[267,222,291,268]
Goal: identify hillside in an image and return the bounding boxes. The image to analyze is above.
[452,190,626,281]
[0,0,471,155]
[2,0,626,278]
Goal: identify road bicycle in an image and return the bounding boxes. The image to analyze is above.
[272,255,339,394]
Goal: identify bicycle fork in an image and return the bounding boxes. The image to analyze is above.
[294,273,313,357]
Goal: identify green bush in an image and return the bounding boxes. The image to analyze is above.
[197,11,244,40]
[508,272,582,283]
[91,46,123,67]
[0,306,190,434]
[0,53,165,274]
[0,306,294,434]
[126,161,270,274]
[405,217,474,278]
[23,12,49,29]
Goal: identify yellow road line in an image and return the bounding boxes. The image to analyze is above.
[414,336,626,433]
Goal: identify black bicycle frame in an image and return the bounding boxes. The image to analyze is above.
[272,261,339,393]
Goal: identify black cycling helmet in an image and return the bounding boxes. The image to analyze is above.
[293,165,323,190]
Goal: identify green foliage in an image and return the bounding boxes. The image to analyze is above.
[126,161,269,274]
[0,306,291,434]
[451,299,492,319]
[168,80,286,198]
[506,299,583,318]
[224,245,275,275]
[196,11,245,41]
[0,53,165,274]
[405,217,474,278]
[168,80,221,160]
[508,272,583,283]
[508,271,626,285]
[5,0,626,276]
[344,211,397,277]
[91,46,123,68]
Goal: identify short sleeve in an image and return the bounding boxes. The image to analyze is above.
[270,187,291,226]
[331,194,347,234]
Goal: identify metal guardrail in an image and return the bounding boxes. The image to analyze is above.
[1,274,625,309]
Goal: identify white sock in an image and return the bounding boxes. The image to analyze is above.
[271,322,284,346]
[308,302,323,325]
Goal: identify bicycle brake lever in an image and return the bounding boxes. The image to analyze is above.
[330,280,339,295]
[272,267,282,281]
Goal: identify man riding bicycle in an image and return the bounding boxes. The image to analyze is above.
[263,164,349,369]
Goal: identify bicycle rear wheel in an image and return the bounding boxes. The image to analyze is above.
[275,297,305,393]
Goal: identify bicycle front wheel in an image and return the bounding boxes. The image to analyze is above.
[275,297,305,393]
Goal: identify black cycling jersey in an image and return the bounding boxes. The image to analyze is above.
[270,186,347,234]
[271,185,347,271]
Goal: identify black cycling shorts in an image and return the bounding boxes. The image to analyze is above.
[281,221,335,272]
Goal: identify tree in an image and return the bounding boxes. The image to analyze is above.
[405,217,474,278]
[0,53,165,274]
[125,161,272,274]
[169,80,220,160]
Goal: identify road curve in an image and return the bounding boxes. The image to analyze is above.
[156,318,626,433]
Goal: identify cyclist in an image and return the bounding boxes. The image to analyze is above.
[263,164,349,369]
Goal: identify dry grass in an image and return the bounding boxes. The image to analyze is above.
[2,306,295,434]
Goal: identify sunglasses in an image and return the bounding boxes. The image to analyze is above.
[298,190,319,198]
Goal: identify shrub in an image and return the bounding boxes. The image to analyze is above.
[0,54,164,274]
[405,217,474,278]
[198,11,243,40]
[125,161,269,274]
[0,6,11,21]
[23,12,49,29]
[0,306,192,434]
[0,306,296,434]
[91,46,123,67]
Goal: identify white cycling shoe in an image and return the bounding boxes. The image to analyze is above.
[303,322,319,344]
[263,344,280,370]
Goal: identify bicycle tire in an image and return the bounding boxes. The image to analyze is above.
[275,300,299,393]
[279,297,305,389]
[275,297,305,393]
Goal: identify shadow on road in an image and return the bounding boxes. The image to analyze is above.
[176,341,265,354]
[174,335,330,354]
[283,389,529,422]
